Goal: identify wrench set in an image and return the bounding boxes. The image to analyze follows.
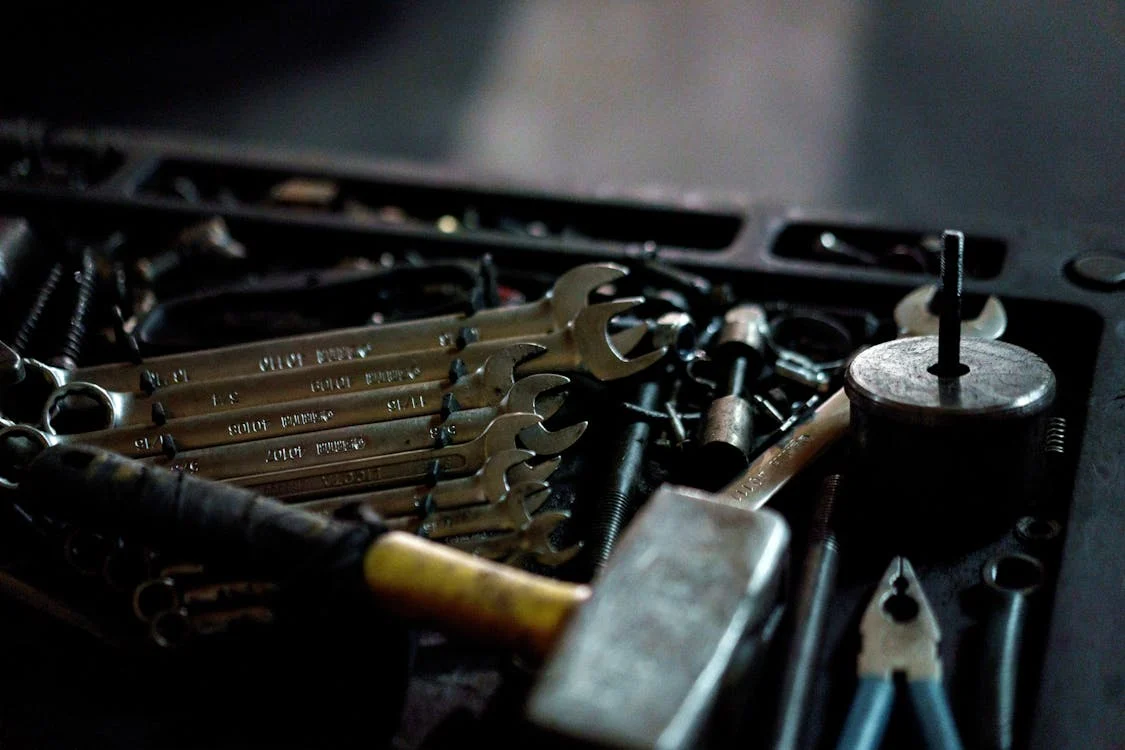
[0,126,1120,749]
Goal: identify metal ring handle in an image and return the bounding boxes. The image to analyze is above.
[41,381,118,435]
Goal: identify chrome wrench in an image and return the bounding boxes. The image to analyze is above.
[145,401,584,481]
[296,449,559,519]
[232,412,541,501]
[448,510,581,568]
[32,262,631,393]
[3,359,566,471]
[42,300,662,431]
[28,345,555,455]
[388,482,553,539]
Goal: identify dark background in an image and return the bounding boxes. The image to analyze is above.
[2,2,1122,227]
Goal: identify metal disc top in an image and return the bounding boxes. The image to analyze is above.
[845,337,1055,425]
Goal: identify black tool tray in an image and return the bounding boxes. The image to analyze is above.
[0,123,1120,749]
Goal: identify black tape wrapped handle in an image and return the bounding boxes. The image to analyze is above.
[22,444,383,596]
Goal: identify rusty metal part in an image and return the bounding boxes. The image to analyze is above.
[133,577,280,624]
[149,604,276,648]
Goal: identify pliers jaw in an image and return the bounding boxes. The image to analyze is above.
[857,556,943,682]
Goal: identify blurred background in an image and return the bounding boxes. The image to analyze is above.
[2,1,1122,226]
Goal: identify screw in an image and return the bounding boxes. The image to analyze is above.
[11,260,65,355]
[933,229,966,377]
[770,473,843,750]
[49,247,98,371]
[587,378,662,574]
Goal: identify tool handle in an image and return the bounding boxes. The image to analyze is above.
[835,677,894,750]
[722,388,850,509]
[908,679,965,750]
[20,444,589,657]
[23,444,375,586]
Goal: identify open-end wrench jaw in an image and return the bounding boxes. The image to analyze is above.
[519,421,587,456]
[477,343,549,399]
[507,481,552,519]
[505,373,570,420]
[508,455,561,486]
[548,263,630,331]
[894,284,1007,340]
[573,299,669,381]
[454,509,581,567]
[479,449,536,500]
[479,413,543,456]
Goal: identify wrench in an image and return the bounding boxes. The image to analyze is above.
[449,510,581,568]
[31,262,631,393]
[143,387,584,481]
[21,346,559,457]
[231,412,541,501]
[0,372,570,487]
[894,284,1007,339]
[295,449,558,519]
[42,300,663,431]
[390,482,553,539]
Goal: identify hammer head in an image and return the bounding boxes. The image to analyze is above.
[527,485,789,749]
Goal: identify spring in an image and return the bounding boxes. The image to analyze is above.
[1044,417,1067,455]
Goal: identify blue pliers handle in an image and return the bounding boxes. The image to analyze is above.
[834,557,964,750]
[836,677,962,750]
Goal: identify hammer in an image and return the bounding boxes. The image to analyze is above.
[15,444,788,749]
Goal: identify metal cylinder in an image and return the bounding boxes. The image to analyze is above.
[698,395,754,481]
[845,336,1055,551]
[697,305,768,489]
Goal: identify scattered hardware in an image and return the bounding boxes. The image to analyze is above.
[0,132,1110,749]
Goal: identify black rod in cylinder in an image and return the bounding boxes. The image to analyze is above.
[936,229,965,376]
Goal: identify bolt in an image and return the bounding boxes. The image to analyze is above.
[49,247,98,371]
[11,260,65,355]
[770,473,843,750]
[933,229,966,377]
[587,378,662,575]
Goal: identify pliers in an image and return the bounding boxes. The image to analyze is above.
[835,557,964,750]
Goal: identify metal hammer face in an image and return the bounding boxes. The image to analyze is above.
[527,485,789,749]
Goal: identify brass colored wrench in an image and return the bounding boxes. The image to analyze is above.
[142,379,583,481]
[233,413,541,501]
[42,262,633,393]
[296,449,559,519]
[391,482,553,540]
[449,510,581,568]
[42,300,664,431]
